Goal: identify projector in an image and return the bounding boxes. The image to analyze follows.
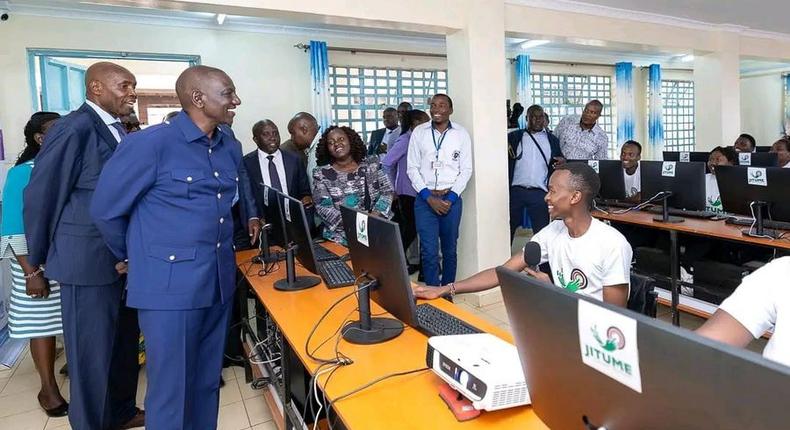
[426,333,530,411]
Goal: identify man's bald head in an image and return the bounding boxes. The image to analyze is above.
[174,65,241,132]
[85,61,137,117]
[287,112,319,150]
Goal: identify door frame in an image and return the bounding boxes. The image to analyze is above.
[27,48,201,112]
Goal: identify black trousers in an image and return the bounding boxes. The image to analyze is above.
[509,186,550,241]
[394,195,418,256]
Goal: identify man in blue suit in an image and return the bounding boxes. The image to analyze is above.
[24,62,144,430]
[507,104,565,241]
[243,119,312,245]
[91,65,243,429]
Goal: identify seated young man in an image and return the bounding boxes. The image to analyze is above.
[413,163,632,306]
[620,140,642,202]
[697,257,790,367]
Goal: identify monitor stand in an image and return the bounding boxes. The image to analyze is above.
[253,223,286,264]
[742,201,780,239]
[342,277,403,345]
[274,242,321,291]
[652,191,684,224]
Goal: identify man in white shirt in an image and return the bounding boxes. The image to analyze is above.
[620,140,641,202]
[555,100,610,160]
[414,162,632,306]
[770,137,790,168]
[697,257,790,367]
[368,107,400,155]
[407,93,473,288]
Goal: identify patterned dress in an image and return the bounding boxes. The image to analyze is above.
[312,156,394,245]
[1,160,62,339]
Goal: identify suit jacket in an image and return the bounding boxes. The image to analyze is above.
[367,127,399,156]
[24,103,121,286]
[507,128,563,186]
[90,111,241,310]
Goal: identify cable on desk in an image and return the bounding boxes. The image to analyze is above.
[611,191,669,215]
[327,367,430,409]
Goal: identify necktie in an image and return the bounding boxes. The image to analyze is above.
[111,122,127,141]
[267,155,283,192]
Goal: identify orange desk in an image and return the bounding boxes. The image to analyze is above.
[237,246,547,430]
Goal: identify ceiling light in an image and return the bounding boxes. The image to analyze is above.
[216,13,226,25]
[679,54,694,62]
[520,39,550,49]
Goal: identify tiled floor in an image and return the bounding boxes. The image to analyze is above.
[0,346,276,430]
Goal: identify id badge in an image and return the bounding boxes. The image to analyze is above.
[431,160,443,170]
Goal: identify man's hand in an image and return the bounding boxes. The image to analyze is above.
[248,219,262,245]
[115,261,128,275]
[26,274,50,298]
[301,196,314,208]
[412,284,450,300]
[524,267,552,284]
[427,196,450,215]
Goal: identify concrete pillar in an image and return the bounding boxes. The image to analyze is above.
[445,0,509,306]
[694,33,741,151]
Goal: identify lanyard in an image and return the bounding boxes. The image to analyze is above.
[431,123,451,159]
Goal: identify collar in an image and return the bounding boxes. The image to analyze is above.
[525,128,547,135]
[85,99,119,125]
[431,121,453,132]
[171,110,229,143]
[258,148,282,160]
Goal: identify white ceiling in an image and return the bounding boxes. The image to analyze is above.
[565,0,790,36]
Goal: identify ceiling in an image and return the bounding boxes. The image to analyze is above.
[567,0,790,36]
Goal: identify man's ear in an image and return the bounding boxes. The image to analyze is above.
[191,90,204,109]
[570,190,583,206]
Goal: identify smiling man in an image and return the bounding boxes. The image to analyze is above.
[406,93,473,290]
[91,65,243,429]
[24,61,144,430]
[556,99,610,160]
[413,163,632,307]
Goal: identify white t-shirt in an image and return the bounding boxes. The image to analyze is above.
[623,164,641,199]
[718,257,790,367]
[705,173,723,213]
[529,218,632,301]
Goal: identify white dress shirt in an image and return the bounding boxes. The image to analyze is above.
[85,99,122,143]
[512,129,551,191]
[406,121,473,196]
[257,149,289,196]
[382,127,401,148]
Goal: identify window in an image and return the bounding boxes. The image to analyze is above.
[329,66,447,141]
[784,75,790,123]
[530,73,616,156]
[659,80,695,152]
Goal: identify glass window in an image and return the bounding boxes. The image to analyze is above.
[658,80,696,152]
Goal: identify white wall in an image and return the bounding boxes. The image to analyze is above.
[740,74,786,146]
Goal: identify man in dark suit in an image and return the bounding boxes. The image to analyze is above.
[367,107,400,155]
[91,65,243,429]
[507,104,565,241]
[243,119,312,245]
[24,62,144,430]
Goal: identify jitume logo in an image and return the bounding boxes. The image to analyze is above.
[747,167,767,187]
[557,268,588,292]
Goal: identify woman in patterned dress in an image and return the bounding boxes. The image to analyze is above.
[312,125,394,245]
[1,112,68,416]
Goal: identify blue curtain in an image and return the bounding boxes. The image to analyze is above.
[784,75,790,135]
[615,62,634,146]
[515,54,531,129]
[310,40,333,133]
[648,64,664,150]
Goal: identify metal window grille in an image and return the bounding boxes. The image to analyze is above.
[659,80,696,152]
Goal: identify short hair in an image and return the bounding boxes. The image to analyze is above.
[738,133,756,149]
[252,119,276,137]
[553,163,600,208]
[586,99,603,110]
[526,104,544,116]
[19,111,61,166]
[287,112,317,134]
[431,93,453,108]
[398,101,413,110]
[315,125,367,166]
[383,107,397,114]
[773,137,790,152]
[710,146,738,164]
[622,140,642,155]
[406,109,430,129]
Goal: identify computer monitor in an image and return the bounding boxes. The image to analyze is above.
[640,160,706,211]
[275,191,322,274]
[755,145,772,153]
[662,151,710,163]
[496,266,790,430]
[260,184,286,247]
[715,165,790,224]
[735,151,778,168]
[567,160,626,200]
[340,205,419,343]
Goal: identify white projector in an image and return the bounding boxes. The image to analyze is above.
[426,333,531,411]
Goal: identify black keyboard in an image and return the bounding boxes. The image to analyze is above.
[313,244,341,262]
[645,206,717,219]
[316,259,356,288]
[725,217,790,231]
[415,303,483,337]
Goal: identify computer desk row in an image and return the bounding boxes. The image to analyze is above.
[593,209,790,326]
[235,245,548,430]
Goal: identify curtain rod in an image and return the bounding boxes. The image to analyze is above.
[293,44,692,71]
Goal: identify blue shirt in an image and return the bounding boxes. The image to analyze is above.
[512,129,551,191]
[1,161,33,237]
[91,111,242,310]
